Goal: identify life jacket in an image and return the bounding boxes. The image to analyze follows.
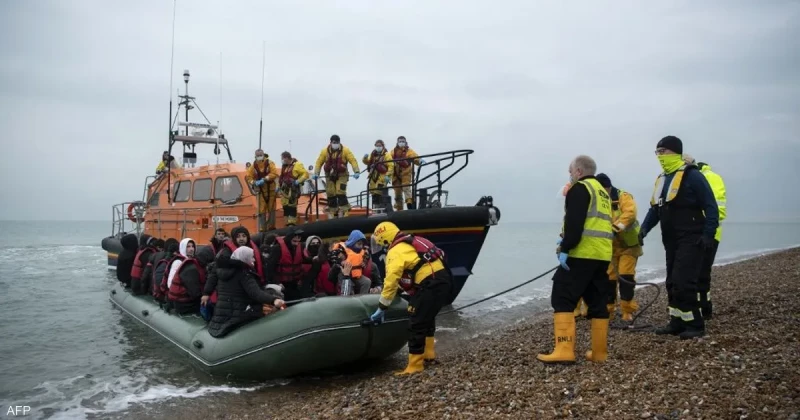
[333,241,365,278]
[389,233,446,295]
[273,236,304,284]
[323,147,347,174]
[156,255,185,300]
[253,159,272,181]
[131,246,156,281]
[151,255,172,300]
[367,151,389,176]
[393,147,411,169]
[167,258,206,303]
[363,258,373,278]
[302,249,335,295]
[610,187,641,248]
[279,159,298,188]
[224,240,265,285]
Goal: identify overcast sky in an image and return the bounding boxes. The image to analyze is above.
[1,0,798,223]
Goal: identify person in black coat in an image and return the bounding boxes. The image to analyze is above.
[207,246,285,338]
[116,233,139,288]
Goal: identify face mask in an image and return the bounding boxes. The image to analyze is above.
[308,244,320,255]
[255,156,264,162]
[375,146,383,153]
[397,142,406,148]
[282,159,290,166]
[330,143,341,150]
[658,154,684,174]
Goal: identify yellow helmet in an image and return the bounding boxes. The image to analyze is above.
[372,221,400,252]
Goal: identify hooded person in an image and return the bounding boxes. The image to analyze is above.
[207,246,286,338]
[167,243,215,315]
[300,235,333,296]
[330,230,372,295]
[264,228,307,300]
[139,238,165,296]
[116,233,140,288]
[149,238,179,302]
[131,234,158,295]
[640,136,719,339]
[216,226,265,285]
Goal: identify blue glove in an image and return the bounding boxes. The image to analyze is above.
[558,252,570,271]
[384,175,391,184]
[312,174,319,181]
[352,172,360,180]
[556,238,562,246]
[275,187,281,194]
[293,179,300,186]
[419,159,426,165]
[254,179,265,187]
[363,154,369,160]
[370,308,385,325]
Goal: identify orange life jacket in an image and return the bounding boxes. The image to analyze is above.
[389,233,445,295]
[131,246,156,281]
[334,241,365,278]
[167,258,207,303]
[323,147,347,174]
[274,236,304,284]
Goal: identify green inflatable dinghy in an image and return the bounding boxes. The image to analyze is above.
[109,285,410,380]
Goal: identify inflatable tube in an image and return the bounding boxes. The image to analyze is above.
[109,285,410,379]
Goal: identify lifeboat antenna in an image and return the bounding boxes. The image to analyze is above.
[167,0,177,204]
[258,40,266,149]
[218,51,222,165]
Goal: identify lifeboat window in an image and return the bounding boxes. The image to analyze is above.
[148,192,160,207]
[214,176,243,203]
[173,180,191,202]
[192,178,212,201]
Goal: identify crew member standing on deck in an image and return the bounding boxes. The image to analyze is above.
[369,221,452,375]
[245,149,280,232]
[391,136,426,211]
[595,173,643,323]
[683,154,727,320]
[313,135,360,218]
[363,139,395,211]
[539,155,613,364]
[277,151,309,227]
[639,136,719,339]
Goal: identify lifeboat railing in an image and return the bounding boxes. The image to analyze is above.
[350,149,473,216]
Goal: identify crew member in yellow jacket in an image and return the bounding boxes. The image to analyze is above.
[362,139,395,211]
[390,136,426,211]
[684,154,727,319]
[245,149,280,232]
[277,151,309,226]
[313,135,360,218]
[368,221,452,375]
[155,151,181,174]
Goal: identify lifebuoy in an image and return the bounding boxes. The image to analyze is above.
[127,201,146,223]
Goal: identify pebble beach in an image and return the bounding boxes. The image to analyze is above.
[109,247,800,420]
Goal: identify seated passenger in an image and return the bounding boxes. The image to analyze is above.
[265,229,307,301]
[300,236,331,296]
[149,238,178,302]
[207,246,285,338]
[209,228,228,255]
[216,226,266,286]
[131,235,159,295]
[139,238,165,296]
[156,151,180,175]
[167,244,215,315]
[116,233,140,288]
[331,230,372,294]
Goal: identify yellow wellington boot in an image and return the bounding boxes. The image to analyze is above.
[620,299,639,322]
[607,304,616,321]
[423,336,438,364]
[585,318,610,362]
[537,312,576,363]
[395,353,425,376]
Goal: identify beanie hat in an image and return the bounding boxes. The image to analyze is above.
[595,173,612,188]
[657,135,683,154]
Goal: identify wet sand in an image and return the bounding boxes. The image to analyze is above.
[104,248,800,419]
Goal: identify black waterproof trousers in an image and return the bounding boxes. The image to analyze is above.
[407,270,451,354]
[664,234,705,330]
[697,239,719,318]
[551,257,611,319]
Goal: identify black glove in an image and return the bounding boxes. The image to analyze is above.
[696,235,714,250]
[638,231,646,246]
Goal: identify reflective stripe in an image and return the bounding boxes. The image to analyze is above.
[650,165,688,206]
[584,229,615,239]
[565,178,613,261]
[379,296,393,307]
[668,306,695,321]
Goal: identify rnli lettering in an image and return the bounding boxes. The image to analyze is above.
[556,335,573,343]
